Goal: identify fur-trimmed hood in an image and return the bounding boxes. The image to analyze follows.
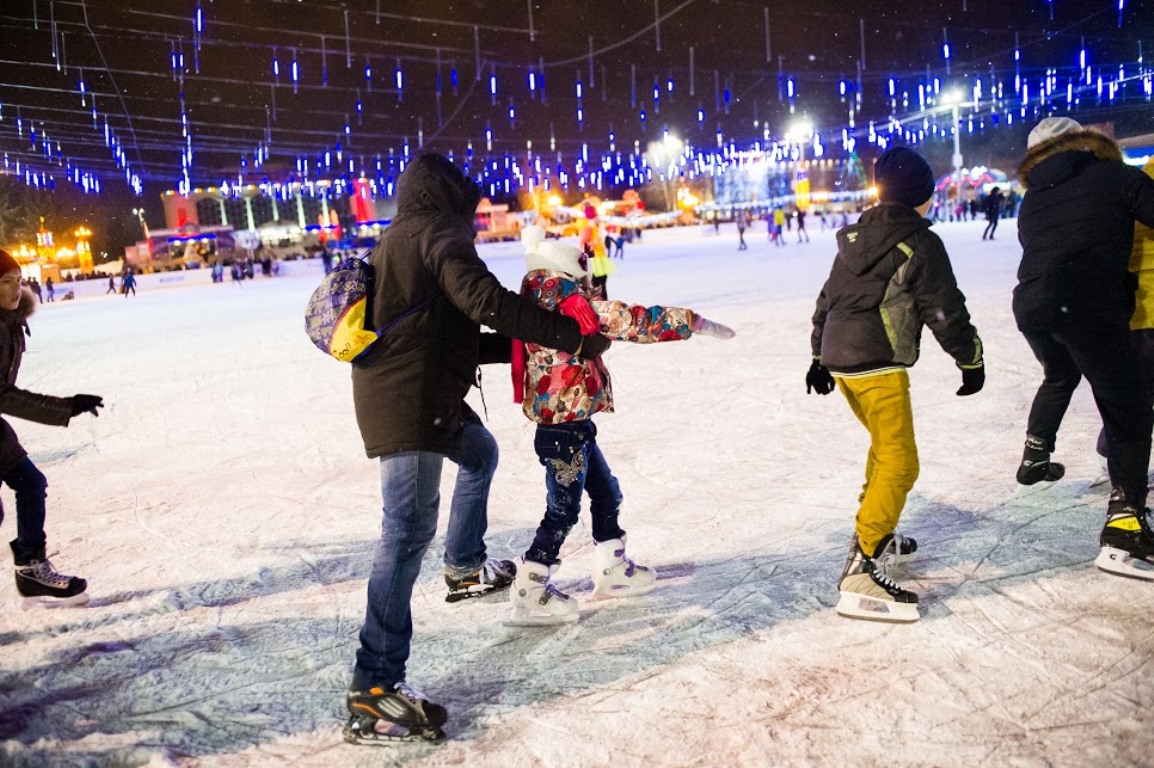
[1018,129,1123,190]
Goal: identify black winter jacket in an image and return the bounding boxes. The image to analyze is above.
[1014,129,1154,331]
[0,288,73,474]
[351,154,587,458]
[811,204,983,375]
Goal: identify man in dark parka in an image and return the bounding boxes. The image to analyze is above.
[1013,117,1154,581]
[344,153,608,739]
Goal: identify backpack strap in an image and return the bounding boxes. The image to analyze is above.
[375,295,436,336]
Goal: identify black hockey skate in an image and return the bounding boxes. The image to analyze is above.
[836,534,919,623]
[444,558,516,603]
[1095,490,1154,581]
[14,549,89,609]
[344,683,448,744]
[1016,434,1065,488]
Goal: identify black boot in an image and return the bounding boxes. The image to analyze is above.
[1016,434,1066,485]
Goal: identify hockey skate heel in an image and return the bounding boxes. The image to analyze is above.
[591,536,656,597]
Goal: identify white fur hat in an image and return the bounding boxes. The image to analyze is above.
[521,225,587,277]
[1027,116,1083,149]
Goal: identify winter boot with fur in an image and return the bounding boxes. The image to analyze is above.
[836,533,919,623]
[13,544,89,608]
[506,558,579,626]
[591,536,656,597]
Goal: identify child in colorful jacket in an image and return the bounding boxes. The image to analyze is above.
[507,226,735,625]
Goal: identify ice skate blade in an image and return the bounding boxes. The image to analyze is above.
[20,591,90,610]
[342,719,444,745]
[835,593,919,623]
[444,585,509,604]
[1014,479,1058,499]
[591,580,657,598]
[503,606,579,627]
[1095,547,1154,581]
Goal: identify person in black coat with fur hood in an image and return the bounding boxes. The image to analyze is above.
[0,248,103,607]
[1012,117,1154,581]
[342,153,610,742]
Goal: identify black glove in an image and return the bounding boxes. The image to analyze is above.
[956,365,985,396]
[576,333,611,360]
[71,394,104,417]
[806,359,836,395]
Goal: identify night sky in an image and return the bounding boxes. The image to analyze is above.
[0,0,1151,243]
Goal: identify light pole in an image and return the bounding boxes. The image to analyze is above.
[131,208,150,240]
[785,120,814,207]
[940,91,966,193]
[646,133,683,212]
[132,208,151,255]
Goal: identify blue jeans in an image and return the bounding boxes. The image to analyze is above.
[2,457,48,563]
[525,421,625,566]
[353,415,498,689]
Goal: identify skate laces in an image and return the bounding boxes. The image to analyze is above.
[478,558,508,585]
[869,556,902,592]
[17,555,72,588]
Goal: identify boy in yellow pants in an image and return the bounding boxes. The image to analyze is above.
[807,146,985,622]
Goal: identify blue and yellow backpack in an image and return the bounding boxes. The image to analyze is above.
[304,256,431,363]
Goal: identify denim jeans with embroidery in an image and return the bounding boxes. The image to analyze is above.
[525,420,625,566]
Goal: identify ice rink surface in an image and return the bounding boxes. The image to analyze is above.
[2,217,1152,767]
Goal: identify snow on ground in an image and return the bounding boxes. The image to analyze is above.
[1,216,1152,768]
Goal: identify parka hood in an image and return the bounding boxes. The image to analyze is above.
[395,153,483,227]
[834,204,931,276]
[1018,129,1122,190]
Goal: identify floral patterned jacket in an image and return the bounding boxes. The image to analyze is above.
[520,270,695,424]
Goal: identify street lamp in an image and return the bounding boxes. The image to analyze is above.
[131,208,149,239]
[132,208,151,255]
[940,91,966,191]
[785,120,814,208]
[646,133,684,211]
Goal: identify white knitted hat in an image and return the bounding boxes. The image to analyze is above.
[1027,117,1083,149]
[520,224,547,255]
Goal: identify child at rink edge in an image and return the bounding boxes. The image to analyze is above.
[807,147,985,623]
[0,248,103,607]
[508,226,735,625]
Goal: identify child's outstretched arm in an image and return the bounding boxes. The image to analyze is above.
[590,299,733,343]
[692,315,736,339]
